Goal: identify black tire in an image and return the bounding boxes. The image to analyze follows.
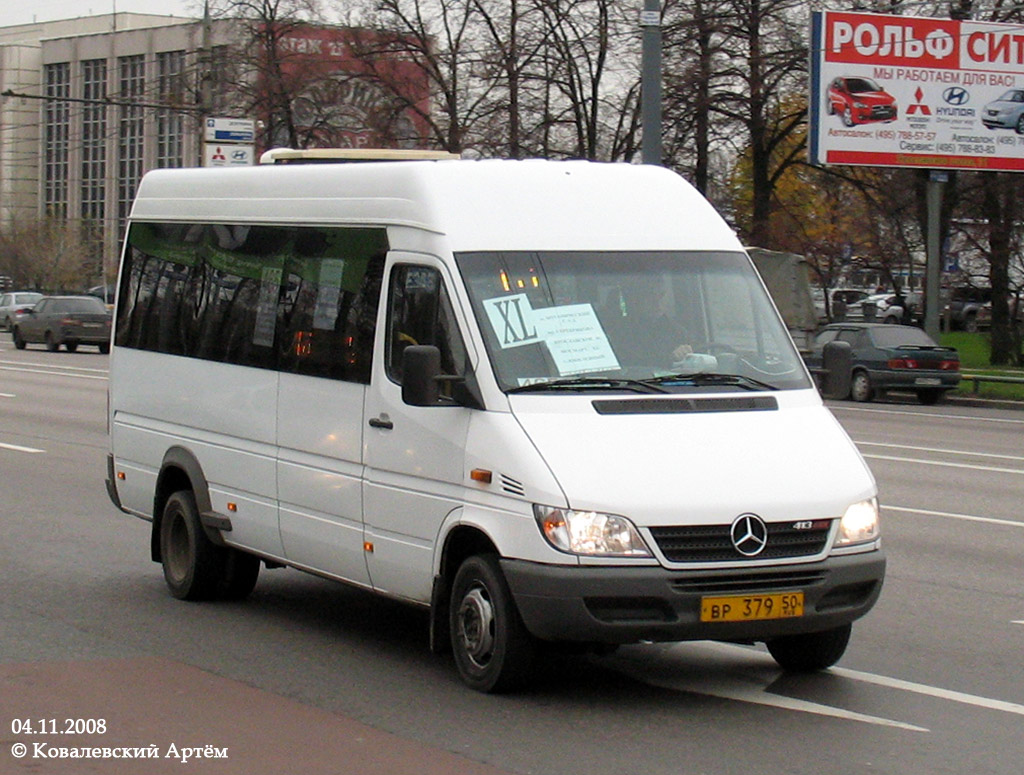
[45,332,59,352]
[850,370,873,403]
[964,312,978,333]
[766,623,852,672]
[449,554,536,693]
[1016,114,1024,135]
[841,106,854,127]
[13,328,26,350]
[159,491,260,602]
[917,389,942,406]
[218,550,261,600]
[160,490,225,601]
[65,341,79,353]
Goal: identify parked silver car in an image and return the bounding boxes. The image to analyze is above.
[12,295,112,352]
[981,88,1024,133]
[0,291,43,331]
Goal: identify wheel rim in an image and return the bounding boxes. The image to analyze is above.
[164,510,192,585]
[852,373,870,401]
[457,584,496,669]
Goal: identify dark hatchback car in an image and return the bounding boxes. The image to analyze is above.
[806,323,960,405]
[12,295,112,353]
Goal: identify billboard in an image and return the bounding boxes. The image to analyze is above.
[810,11,1024,171]
[265,25,432,151]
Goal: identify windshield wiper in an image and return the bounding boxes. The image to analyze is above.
[507,377,670,394]
[642,372,779,391]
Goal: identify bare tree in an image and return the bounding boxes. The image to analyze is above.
[715,0,809,245]
[0,219,96,292]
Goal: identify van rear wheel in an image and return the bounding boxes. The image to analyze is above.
[160,491,224,600]
[766,623,852,672]
[159,490,259,601]
[450,554,536,693]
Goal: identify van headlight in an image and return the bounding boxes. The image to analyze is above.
[534,505,652,557]
[835,497,880,547]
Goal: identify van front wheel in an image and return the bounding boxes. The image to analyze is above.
[450,555,536,692]
[766,623,852,672]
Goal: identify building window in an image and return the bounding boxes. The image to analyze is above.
[157,50,186,169]
[44,62,70,218]
[81,59,107,225]
[117,55,145,232]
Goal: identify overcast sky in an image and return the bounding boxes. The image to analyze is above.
[1,0,202,28]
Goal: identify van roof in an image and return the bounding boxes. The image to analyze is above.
[130,159,741,253]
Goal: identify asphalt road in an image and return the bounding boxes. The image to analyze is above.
[1,346,1022,775]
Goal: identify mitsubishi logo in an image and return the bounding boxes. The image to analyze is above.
[907,86,933,116]
[730,514,768,557]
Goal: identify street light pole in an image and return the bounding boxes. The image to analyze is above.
[640,1,662,166]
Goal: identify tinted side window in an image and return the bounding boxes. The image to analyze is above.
[35,300,50,314]
[116,222,387,382]
[385,265,467,386]
[836,329,862,346]
[277,231,385,384]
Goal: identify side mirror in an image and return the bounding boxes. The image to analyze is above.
[821,340,852,400]
[401,345,442,406]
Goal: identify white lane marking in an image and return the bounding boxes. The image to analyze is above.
[656,641,1024,725]
[0,358,108,374]
[613,643,928,732]
[0,365,107,382]
[857,441,1024,464]
[646,672,928,732]
[863,453,1024,476]
[1013,621,1024,625]
[831,666,1024,718]
[885,505,1024,529]
[832,404,1024,426]
[0,441,45,454]
[0,392,14,398]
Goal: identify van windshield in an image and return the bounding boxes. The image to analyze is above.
[455,251,810,393]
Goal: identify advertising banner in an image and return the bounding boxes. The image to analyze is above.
[810,11,1024,171]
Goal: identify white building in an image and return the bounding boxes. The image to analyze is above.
[0,12,233,280]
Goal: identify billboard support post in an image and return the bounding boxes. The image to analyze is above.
[640,1,662,166]
[925,171,947,341]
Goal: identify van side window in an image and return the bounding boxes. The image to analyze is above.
[115,221,387,382]
[385,265,467,385]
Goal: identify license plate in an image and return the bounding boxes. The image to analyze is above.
[701,592,804,622]
[914,377,941,386]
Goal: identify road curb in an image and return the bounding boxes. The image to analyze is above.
[946,394,1024,411]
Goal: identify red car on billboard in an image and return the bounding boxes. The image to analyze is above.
[827,76,898,126]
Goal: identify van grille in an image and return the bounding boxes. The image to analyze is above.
[670,570,828,595]
[649,521,832,563]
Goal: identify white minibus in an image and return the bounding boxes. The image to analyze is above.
[106,156,884,692]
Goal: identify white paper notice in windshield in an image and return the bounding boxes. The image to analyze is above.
[532,304,620,375]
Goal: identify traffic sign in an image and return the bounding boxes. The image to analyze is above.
[204,117,255,143]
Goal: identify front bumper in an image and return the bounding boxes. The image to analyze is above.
[501,551,885,644]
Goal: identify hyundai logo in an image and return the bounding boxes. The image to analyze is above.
[943,87,970,106]
[730,513,768,557]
